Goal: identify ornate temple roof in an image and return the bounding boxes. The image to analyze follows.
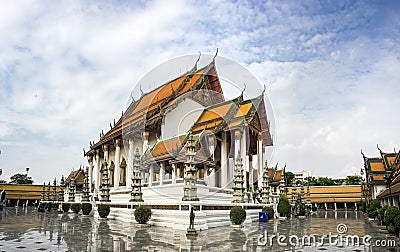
[287,185,361,203]
[191,94,272,146]
[86,60,224,155]
[65,168,85,186]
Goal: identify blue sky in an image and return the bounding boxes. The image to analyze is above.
[0,0,399,183]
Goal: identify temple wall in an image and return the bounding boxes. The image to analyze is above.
[162,98,204,139]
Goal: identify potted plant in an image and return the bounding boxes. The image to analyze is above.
[384,206,400,228]
[82,203,93,216]
[62,203,71,213]
[230,206,246,227]
[298,203,306,218]
[134,205,152,225]
[70,203,81,214]
[260,206,274,221]
[97,204,110,218]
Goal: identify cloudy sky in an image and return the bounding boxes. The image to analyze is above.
[1,0,399,184]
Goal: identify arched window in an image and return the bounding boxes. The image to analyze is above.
[120,158,126,186]
[109,161,115,187]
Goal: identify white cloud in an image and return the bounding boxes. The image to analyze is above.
[0,0,399,183]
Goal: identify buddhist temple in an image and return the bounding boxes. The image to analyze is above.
[78,56,275,229]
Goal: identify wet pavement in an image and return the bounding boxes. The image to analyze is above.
[0,207,398,251]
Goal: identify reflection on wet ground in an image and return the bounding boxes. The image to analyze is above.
[0,207,398,251]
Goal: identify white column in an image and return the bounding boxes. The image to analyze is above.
[149,165,154,187]
[103,144,109,163]
[143,131,149,154]
[87,155,94,193]
[257,134,263,188]
[249,157,253,188]
[208,165,215,187]
[114,139,121,190]
[334,202,337,211]
[94,149,100,198]
[172,163,176,184]
[221,131,228,188]
[160,162,165,185]
[241,128,247,190]
[127,138,134,187]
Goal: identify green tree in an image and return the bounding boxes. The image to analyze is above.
[277,195,291,217]
[10,173,33,184]
[285,171,295,186]
[0,179,7,184]
[345,176,361,185]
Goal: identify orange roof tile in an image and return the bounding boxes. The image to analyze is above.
[196,103,232,124]
[152,135,186,156]
[234,103,252,118]
[370,161,385,172]
[372,175,385,181]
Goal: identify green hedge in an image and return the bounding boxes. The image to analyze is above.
[71,203,81,214]
[62,203,71,213]
[82,203,92,215]
[384,206,400,227]
[98,204,110,218]
[262,206,274,219]
[134,205,152,224]
[230,206,246,225]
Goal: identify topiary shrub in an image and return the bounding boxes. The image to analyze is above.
[52,203,59,209]
[368,210,378,219]
[298,203,306,216]
[388,225,396,234]
[230,206,246,225]
[384,206,400,227]
[82,203,92,215]
[262,206,274,219]
[70,203,81,214]
[277,195,291,217]
[97,204,110,218]
[134,205,152,224]
[62,203,71,213]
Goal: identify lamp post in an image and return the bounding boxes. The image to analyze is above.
[26,167,30,176]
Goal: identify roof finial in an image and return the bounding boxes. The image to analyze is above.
[361,149,366,158]
[130,92,135,102]
[377,144,383,153]
[83,148,86,156]
[194,51,201,69]
[262,84,266,95]
[140,84,144,96]
[212,48,218,62]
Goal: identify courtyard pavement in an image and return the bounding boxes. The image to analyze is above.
[0,207,399,251]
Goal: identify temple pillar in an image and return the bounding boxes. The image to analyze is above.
[257,134,263,188]
[149,165,154,187]
[95,149,100,198]
[208,165,215,187]
[114,139,121,190]
[172,163,177,184]
[324,203,327,211]
[142,131,149,154]
[334,202,337,211]
[249,156,253,188]
[160,162,165,185]
[344,203,347,210]
[127,139,134,187]
[87,155,94,193]
[221,131,228,188]
[103,144,109,163]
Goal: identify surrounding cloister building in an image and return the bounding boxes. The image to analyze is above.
[362,146,397,201]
